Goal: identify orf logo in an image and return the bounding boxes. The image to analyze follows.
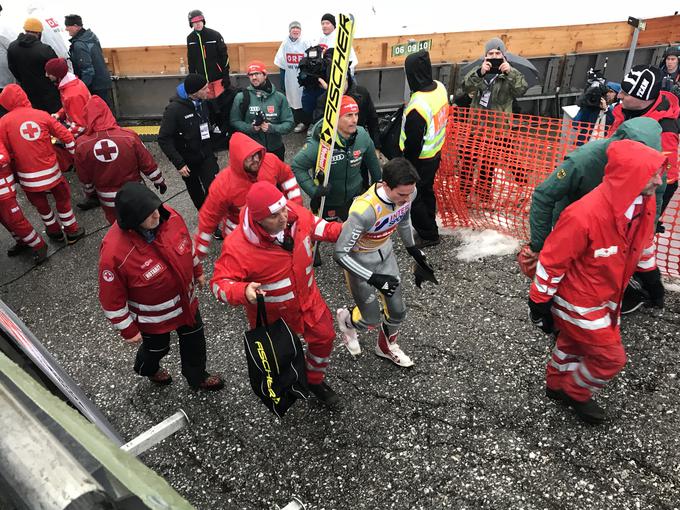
[94,139,119,162]
[46,18,58,28]
[20,121,41,141]
[286,53,303,65]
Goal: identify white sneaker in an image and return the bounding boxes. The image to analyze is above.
[336,307,361,356]
[294,122,307,133]
[375,328,414,367]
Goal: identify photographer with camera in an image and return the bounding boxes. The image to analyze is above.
[230,60,293,161]
[573,65,610,145]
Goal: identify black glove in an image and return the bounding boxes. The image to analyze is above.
[313,183,332,198]
[155,182,167,195]
[635,268,664,308]
[406,246,438,288]
[528,298,554,334]
[367,273,400,297]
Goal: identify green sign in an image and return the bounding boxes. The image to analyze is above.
[391,39,432,58]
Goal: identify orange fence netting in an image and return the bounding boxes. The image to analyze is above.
[435,107,680,279]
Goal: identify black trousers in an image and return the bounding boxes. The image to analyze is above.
[660,181,678,216]
[184,155,219,211]
[134,310,207,388]
[411,154,442,241]
[270,145,285,162]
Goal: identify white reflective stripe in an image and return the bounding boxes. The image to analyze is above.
[572,370,601,392]
[199,232,212,241]
[20,172,62,188]
[641,245,655,256]
[303,237,312,257]
[136,308,183,323]
[0,187,11,195]
[104,307,129,319]
[263,291,294,303]
[533,281,557,296]
[314,219,328,237]
[113,316,134,330]
[128,295,180,312]
[100,200,115,207]
[211,283,224,301]
[287,188,301,199]
[579,364,608,385]
[17,164,59,178]
[637,257,656,269]
[64,141,75,148]
[306,352,329,364]
[552,308,612,330]
[197,243,209,254]
[549,359,580,372]
[552,347,581,361]
[553,296,617,315]
[260,278,291,291]
[60,217,76,226]
[305,361,327,373]
[58,211,74,219]
[40,212,54,220]
[281,177,297,190]
[307,275,313,287]
[225,219,237,229]
[305,264,313,275]
[147,169,161,180]
[97,190,117,198]
[22,231,37,243]
[0,175,14,185]
[193,256,199,266]
[27,236,42,247]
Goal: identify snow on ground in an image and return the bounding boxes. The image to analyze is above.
[440,227,521,262]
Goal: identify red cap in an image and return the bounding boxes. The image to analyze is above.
[339,95,359,117]
[247,182,287,221]
[190,15,205,23]
[247,61,267,75]
[45,58,68,81]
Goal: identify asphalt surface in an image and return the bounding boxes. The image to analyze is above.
[1,132,680,510]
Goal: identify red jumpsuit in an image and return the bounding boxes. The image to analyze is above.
[211,201,341,384]
[194,132,302,258]
[0,84,80,237]
[0,140,46,253]
[53,74,91,173]
[530,140,666,402]
[98,205,202,340]
[75,96,164,225]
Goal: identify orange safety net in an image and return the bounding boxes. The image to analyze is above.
[435,107,680,279]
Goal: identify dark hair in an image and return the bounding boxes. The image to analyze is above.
[382,157,420,188]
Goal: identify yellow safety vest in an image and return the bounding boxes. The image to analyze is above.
[399,81,449,159]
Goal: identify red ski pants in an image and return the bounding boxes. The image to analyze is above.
[546,330,627,402]
[0,197,46,250]
[23,179,80,234]
[301,306,335,384]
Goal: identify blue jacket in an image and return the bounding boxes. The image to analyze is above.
[69,28,111,91]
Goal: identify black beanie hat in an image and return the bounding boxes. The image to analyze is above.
[115,182,162,230]
[321,13,336,28]
[184,73,207,95]
[64,14,83,27]
[621,65,662,101]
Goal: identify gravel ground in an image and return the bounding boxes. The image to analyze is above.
[1,132,680,510]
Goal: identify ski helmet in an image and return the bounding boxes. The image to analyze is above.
[188,9,205,28]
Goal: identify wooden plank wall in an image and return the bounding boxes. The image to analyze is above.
[103,15,680,76]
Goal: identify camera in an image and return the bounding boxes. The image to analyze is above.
[298,45,332,88]
[579,66,609,109]
[252,110,266,127]
[486,58,504,75]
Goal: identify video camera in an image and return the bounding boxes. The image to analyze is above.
[579,62,609,109]
[298,45,331,89]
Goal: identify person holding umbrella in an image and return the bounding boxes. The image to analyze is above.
[460,38,530,204]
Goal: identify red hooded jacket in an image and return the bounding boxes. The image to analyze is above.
[75,96,163,212]
[210,201,341,334]
[98,205,202,340]
[610,91,680,183]
[194,132,302,258]
[530,140,666,345]
[0,84,75,192]
[55,73,91,137]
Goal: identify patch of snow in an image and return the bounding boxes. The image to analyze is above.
[442,227,521,262]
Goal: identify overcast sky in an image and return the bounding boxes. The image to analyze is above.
[2,0,677,47]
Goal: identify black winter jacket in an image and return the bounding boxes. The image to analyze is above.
[7,33,61,113]
[158,84,216,169]
[69,28,112,91]
[186,27,229,83]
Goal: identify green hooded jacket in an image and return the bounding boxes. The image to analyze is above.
[229,81,293,152]
[529,117,665,252]
[291,120,381,208]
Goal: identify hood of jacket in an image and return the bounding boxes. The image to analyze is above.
[58,72,80,89]
[0,84,32,111]
[115,182,163,230]
[84,95,118,133]
[17,32,39,48]
[602,139,666,217]
[228,132,266,180]
[405,50,434,92]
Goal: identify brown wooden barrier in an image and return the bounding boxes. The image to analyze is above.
[103,15,680,76]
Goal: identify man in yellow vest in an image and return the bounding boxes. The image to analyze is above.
[399,50,449,248]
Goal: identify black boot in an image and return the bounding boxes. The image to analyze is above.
[7,242,30,257]
[308,381,340,409]
[77,195,100,211]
